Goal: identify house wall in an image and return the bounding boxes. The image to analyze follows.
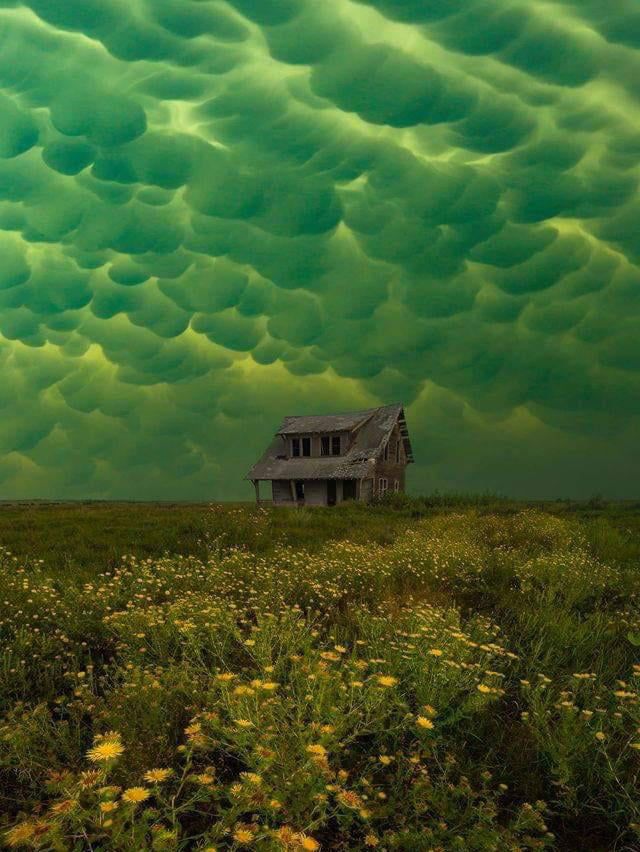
[272,480,295,505]
[303,480,327,506]
[373,461,406,494]
[360,478,373,502]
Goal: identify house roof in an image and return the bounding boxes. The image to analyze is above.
[245,403,414,481]
[277,411,373,435]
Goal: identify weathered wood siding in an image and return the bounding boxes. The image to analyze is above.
[373,424,409,495]
[360,478,373,502]
[304,480,327,506]
[272,480,295,505]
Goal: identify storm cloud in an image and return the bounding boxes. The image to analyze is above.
[0,0,638,498]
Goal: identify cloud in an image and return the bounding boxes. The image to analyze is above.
[0,0,638,498]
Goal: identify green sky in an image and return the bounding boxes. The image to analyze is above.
[0,0,639,499]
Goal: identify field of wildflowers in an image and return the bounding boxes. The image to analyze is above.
[1,503,639,850]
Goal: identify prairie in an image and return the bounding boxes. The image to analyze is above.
[1,498,639,851]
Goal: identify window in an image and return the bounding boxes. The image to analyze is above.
[378,477,388,495]
[394,479,400,492]
[292,438,300,457]
[302,437,311,457]
[396,440,400,462]
[331,435,341,456]
[383,441,389,461]
[321,436,330,456]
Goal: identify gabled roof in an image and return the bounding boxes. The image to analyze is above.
[245,403,414,481]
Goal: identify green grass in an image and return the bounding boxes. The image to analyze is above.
[1,498,639,850]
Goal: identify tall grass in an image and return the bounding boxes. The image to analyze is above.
[0,505,639,849]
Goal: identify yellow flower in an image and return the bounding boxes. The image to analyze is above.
[379,755,393,765]
[416,716,434,730]
[306,743,327,757]
[192,773,216,785]
[477,684,491,694]
[595,731,606,742]
[364,834,380,847]
[87,736,124,763]
[144,768,173,783]
[122,787,151,804]
[235,718,254,728]
[49,799,77,815]
[428,649,443,657]
[234,685,255,696]
[260,681,279,691]
[216,672,236,682]
[233,826,255,844]
[6,823,36,847]
[423,704,437,717]
[300,836,320,850]
[100,801,118,813]
[630,743,640,750]
[376,675,398,688]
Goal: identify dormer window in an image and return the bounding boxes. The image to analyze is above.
[291,437,311,457]
[320,435,341,456]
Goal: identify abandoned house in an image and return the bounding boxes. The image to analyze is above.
[245,403,414,506]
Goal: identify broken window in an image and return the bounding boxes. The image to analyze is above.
[331,435,341,456]
[321,436,330,456]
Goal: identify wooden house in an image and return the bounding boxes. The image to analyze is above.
[246,403,414,506]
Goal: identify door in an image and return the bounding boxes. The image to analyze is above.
[327,480,336,507]
[295,480,305,504]
[343,479,357,500]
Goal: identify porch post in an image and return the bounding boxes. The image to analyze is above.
[252,480,260,504]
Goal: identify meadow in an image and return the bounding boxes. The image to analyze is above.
[1,498,640,851]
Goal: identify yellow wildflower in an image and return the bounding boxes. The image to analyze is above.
[416,716,434,730]
[233,825,255,844]
[144,768,173,783]
[376,675,398,688]
[5,823,36,848]
[122,787,151,804]
[87,735,124,763]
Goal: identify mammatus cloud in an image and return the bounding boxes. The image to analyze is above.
[0,0,639,498]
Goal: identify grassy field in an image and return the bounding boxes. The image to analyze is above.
[1,498,640,850]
